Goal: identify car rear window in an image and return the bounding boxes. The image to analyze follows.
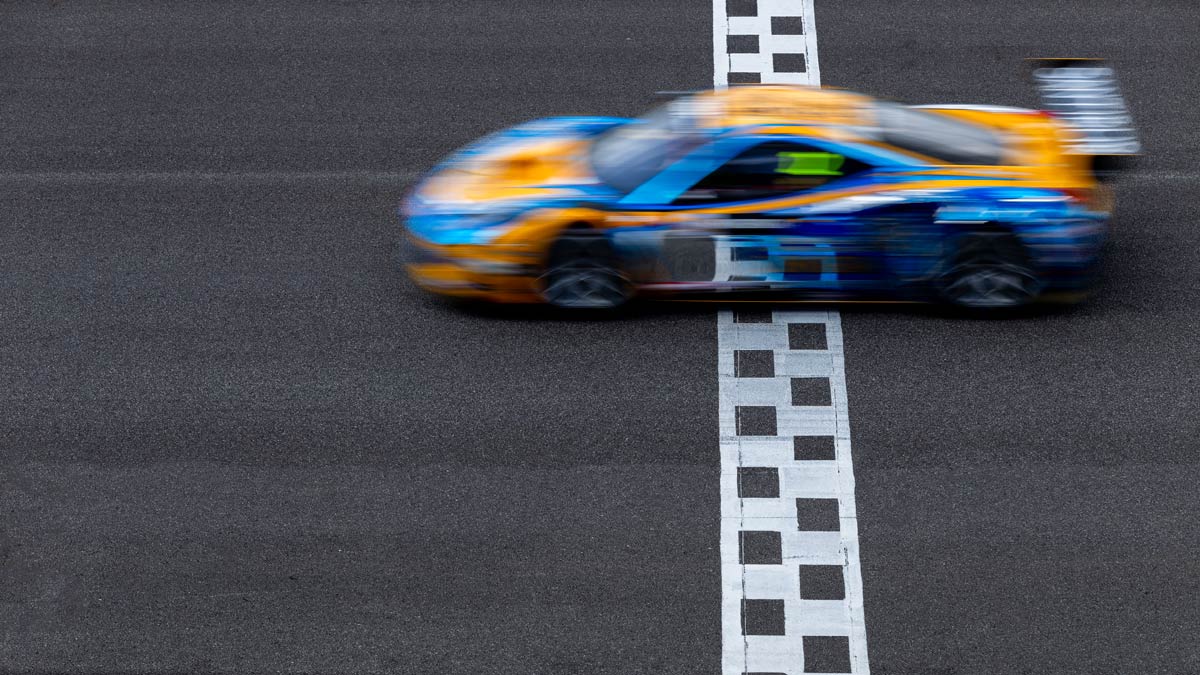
[874,102,1004,165]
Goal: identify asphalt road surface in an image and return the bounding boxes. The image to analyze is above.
[2,1,1197,673]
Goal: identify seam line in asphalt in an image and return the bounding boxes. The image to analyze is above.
[0,171,423,183]
[3,170,1188,185]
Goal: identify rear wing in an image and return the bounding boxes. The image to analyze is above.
[1030,58,1139,174]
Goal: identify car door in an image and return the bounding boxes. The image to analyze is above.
[616,136,878,292]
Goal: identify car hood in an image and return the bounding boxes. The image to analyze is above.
[403,117,627,244]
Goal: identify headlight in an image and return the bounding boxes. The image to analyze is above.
[455,258,531,275]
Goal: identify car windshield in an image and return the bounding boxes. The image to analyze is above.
[874,102,1004,165]
[589,100,709,194]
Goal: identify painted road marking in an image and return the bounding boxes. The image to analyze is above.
[714,0,821,86]
[714,2,870,674]
[718,311,868,674]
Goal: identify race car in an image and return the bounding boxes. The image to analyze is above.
[400,59,1137,310]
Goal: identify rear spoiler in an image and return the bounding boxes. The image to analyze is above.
[1030,58,1140,175]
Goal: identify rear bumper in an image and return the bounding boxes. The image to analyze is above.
[1023,217,1108,293]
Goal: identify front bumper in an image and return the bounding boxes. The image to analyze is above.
[399,233,544,303]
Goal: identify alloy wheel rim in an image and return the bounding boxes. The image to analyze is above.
[541,256,627,309]
[942,262,1039,308]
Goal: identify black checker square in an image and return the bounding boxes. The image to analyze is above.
[783,258,821,276]
[773,53,807,73]
[787,323,827,350]
[728,71,762,85]
[794,435,836,461]
[742,599,785,636]
[735,349,775,378]
[772,16,805,34]
[734,309,772,324]
[727,34,760,54]
[736,405,777,436]
[796,498,840,532]
[739,530,783,565]
[803,636,851,673]
[726,0,758,17]
[738,467,780,498]
[732,245,769,261]
[791,377,832,406]
[798,565,845,600]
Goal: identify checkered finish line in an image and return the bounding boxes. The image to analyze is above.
[718,309,869,675]
[713,0,821,86]
[712,2,866,673]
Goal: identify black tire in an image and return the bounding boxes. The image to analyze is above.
[936,231,1042,310]
[539,230,631,310]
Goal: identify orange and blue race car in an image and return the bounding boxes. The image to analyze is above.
[400,59,1137,311]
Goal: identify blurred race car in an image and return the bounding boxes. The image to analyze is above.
[400,59,1137,310]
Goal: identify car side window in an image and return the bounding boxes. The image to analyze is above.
[671,141,870,205]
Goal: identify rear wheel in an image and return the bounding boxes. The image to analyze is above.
[937,231,1042,310]
[539,230,631,310]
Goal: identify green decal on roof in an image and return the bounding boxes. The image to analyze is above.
[776,151,845,176]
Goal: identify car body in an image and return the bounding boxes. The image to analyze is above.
[400,70,1134,310]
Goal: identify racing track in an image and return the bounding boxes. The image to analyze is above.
[2,1,1198,673]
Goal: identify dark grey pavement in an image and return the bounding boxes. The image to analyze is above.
[2,2,717,673]
[2,1,1198,674]
[819,1,1200,673]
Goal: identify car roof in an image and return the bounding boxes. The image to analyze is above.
[690,85,876,133]
[680,86,1010,166]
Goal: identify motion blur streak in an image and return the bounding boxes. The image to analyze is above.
[399,68,1132,311]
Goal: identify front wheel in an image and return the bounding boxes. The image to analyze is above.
[936,232,1042,310]
[539,230,631,310]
